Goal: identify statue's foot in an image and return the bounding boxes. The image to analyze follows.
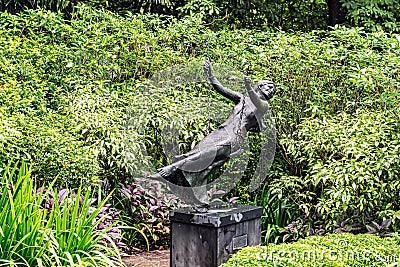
[208,199,231,209]
[158,168,171,178]
[173,154,186,162]
[148,166,181,185]
[155,165,178,179]
[230,148,244,158]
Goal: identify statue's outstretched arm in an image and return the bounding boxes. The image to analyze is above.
[244,76,268,110]
[204,60,242,104]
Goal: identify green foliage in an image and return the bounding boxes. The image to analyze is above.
[1,7,399,246]
[0,7,190,186]
[1,6,399,188]
[0,163,123,266]
[4,0,400,32]
[252,184,299,244]
[2,0,329,30]
[106,0,177,15]
[1,0,72,13]
[177,0,220,21]
[274,110,400,230]
[0,163,49,266]
[341,0,400,32]
[222,233,400,267]
[211,0,328,30]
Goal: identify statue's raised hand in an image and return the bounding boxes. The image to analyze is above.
[204,59,214,79]
[244,76,252,88]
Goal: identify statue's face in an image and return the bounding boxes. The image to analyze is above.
[257,80,275,100]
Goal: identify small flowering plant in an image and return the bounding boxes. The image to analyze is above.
[118,178,180,249]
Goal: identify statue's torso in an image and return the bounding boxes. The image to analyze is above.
[219,97,259,132]
[195,97,261,150]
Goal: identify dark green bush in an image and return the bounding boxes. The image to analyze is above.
[274,110,400,233]
[1,6,399,246]
[3,0,400,32]
[341,0,400,32]
[0,7,190,186]
[222,233,400,267]
[1,0,328,30]
[1,6,399,188]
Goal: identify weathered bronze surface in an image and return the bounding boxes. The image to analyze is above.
[149,60,276,204]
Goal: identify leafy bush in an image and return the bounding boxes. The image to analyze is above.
[3,0,400,32]
[1,7,399,187]
[1,7,399,246]
[0,7,187,186]
[0,163,123,266]
[222,233,400,267]
[177,0,328,30]
[274,110,400,234]
[341,0,400,32]
[2,0,328,30]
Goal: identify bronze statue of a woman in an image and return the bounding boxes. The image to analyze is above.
[150,60,276,191]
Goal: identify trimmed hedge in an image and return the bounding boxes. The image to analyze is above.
[222,234,400,267]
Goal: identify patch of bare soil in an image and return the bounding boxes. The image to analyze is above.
[122,249,170,267]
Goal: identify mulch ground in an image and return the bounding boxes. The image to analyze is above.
[122,249,170,267]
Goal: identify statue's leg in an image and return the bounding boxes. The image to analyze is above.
[150,143,230,185]
[183,145,231,186]
[148,144,232,206]
[149,147,214,185]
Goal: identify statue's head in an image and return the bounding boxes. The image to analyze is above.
[256,80,275,100]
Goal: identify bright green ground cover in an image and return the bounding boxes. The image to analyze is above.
[222,234,400,267]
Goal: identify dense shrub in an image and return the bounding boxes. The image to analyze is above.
[0,0,329,30]
[274,110,400,235]
[341,0,400,32]
[222,233,400,267]
[3,0,400,32]
[1,7,399,246]
[176,0,328,30]
[0,6,399,187]
[0,7,188,186]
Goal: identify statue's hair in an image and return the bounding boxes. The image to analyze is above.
[256,80,272,88]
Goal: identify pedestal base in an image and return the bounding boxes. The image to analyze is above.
[170,204,263,267]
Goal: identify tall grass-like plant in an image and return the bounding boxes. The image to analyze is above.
[0,163,124,266]
[45,188,123,266]
[0,163,51,266]
[253,184,298,244]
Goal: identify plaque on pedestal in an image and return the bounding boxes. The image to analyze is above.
[170,204,263,267]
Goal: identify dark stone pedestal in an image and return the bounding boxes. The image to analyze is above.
[170,204,263,267]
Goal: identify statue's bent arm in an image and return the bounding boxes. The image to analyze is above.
[244,76,268,110]
[208,76,242,104]
[204,60,242,104]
